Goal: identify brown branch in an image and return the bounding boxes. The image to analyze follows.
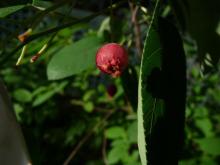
[63,110,114,165]
[129,1,142,56]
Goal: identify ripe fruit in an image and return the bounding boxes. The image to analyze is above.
[96,43,128,77]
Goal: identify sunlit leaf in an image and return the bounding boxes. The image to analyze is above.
[108,139,129,164]
[13,89,32,103]
[195,118,214,137]
[47,35,102,80]
[196,138,220,156]
[0,5,25,18]
[32,81,68,106]
[106,127,127,139]
[32,0,52,9]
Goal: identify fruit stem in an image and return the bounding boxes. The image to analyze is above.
[30,43,48,63]
[16,45,27,66]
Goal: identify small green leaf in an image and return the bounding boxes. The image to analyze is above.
[195,118,214,137]
[0,5,25,18]
[106,127,126,139]
[193,107,208,118]
[32,0,42,5]
[108,139,129,164]
[13,103,23,121]
[127,121,137,143]
[47,35,102,80]
[32,86,47,96]
[83,90,96,101]
[107,147,124,164]
[83,102,94,112]
[32,0,52,9]
[32,81,67,107]
[179,159,197,165]
[13,89,32,103]
[196,138,220,156]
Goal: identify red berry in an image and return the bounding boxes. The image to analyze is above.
[96,43,128,77]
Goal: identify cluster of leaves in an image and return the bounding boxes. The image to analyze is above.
[180,59,220,165]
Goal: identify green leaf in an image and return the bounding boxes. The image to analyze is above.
[108,139,129,164]
[32,0,52,9]
[32,0,42,5]
[196,138,220,156]
[83,102,94,113]
[179,159,197,165]
[13,89,32,103]
[137,1,164,164]
[193,107,209,118]
[107,147,124,164]
[32,86,47,96]
[32,81,68,107]
[106,127,126,139]
[200,156,218,165]
[195,118,214,137]
[83,90,96,101]
[13,103,23,121]
[124,150,141,165]
[47,35,102,80]
[127,121,137,143]
[0,5,25,18]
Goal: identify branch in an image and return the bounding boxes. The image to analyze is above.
[63,110,113,165]
[129,1,142,56]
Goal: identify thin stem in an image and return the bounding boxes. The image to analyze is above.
[129,1,142,56]
[63,110,113,165]
[110,0,114,42]
[16,45,27,66]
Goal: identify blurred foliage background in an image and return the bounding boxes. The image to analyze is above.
[0,0,219,165]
